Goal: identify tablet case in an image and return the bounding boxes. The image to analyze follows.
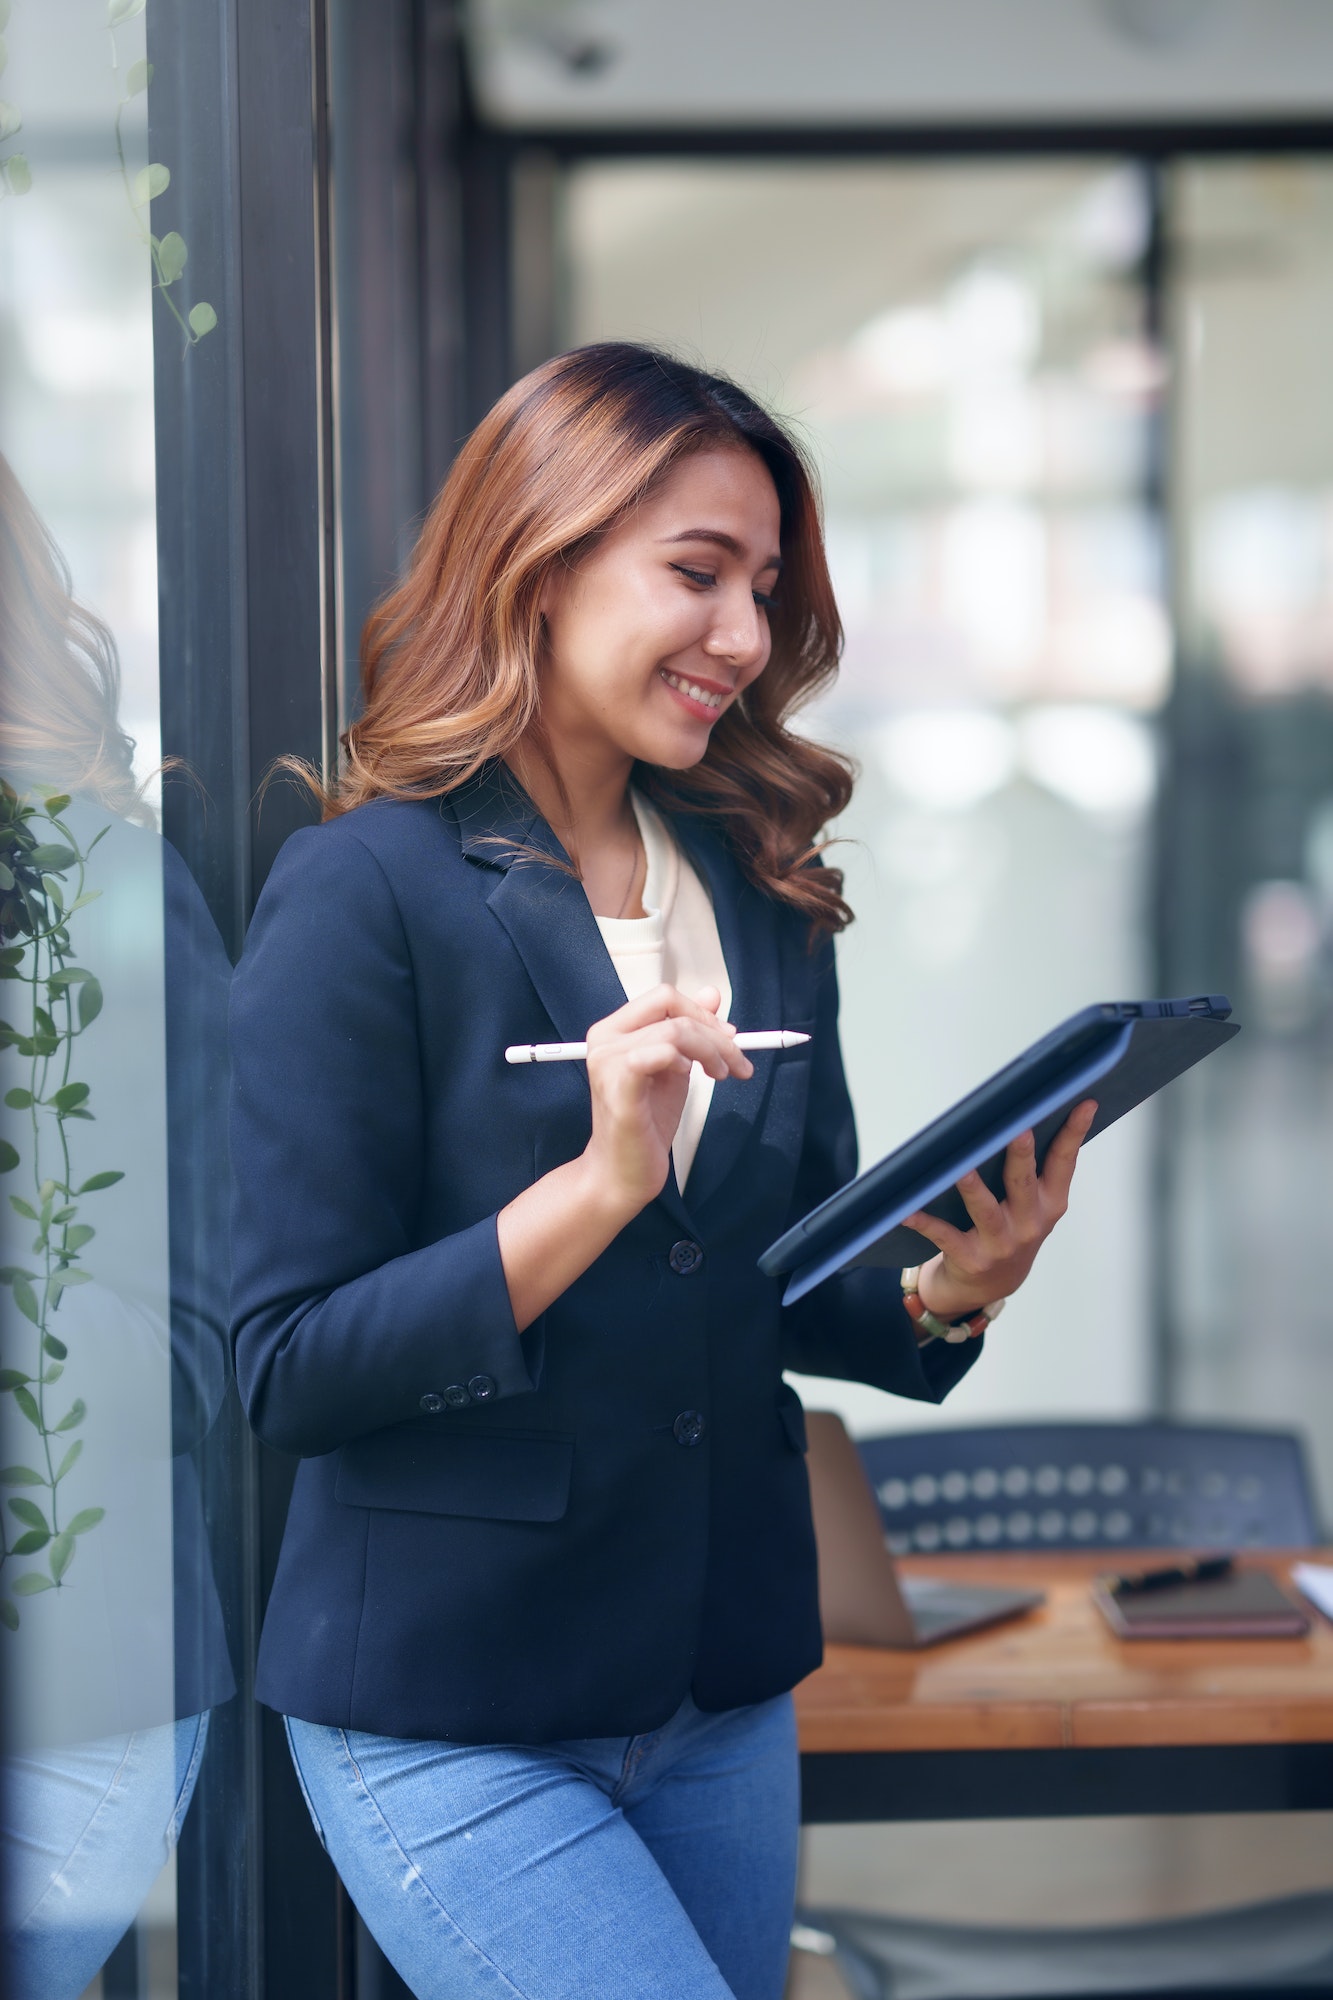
[761,996,1239,1305]
[1092,1569,1310,1640]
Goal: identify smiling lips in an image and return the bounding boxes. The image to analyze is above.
[659,668,728,715]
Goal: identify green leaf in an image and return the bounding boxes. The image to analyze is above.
[8,1498,47,1531]
[0,863,13,891]
[0,1598,18,1630]
[0,1141,17,1174]
[188,301,218,339]
[77,978,103,1029]
[67,891,102,913]
[77,1172,123,1193]
[0,1465,44,1486]
[26,844,76,873]
[12,1387,40,1429]
[8,1196,36,1219]
[0,1368,30,1389]
[52,1206,75,1224]
[48,1530,74,1580]
[2,156,31,199]
[66,1507,103,1535]
[126,57,153,94]
[62,1225,94,1252]
[40,793,71,815]
[40,1363,62,1385]
[51,1083,89,1114]
[11,1529,47,1555]
[41,1333,66,1361]
[0,100,17,145]
[47,967,93,990]
[156,230,187,284]
[37,1180,55,1204]
[132,162,170,206]
[108,0,146,22]
[53,1440,82,1482]
[48,1269,90,1301]
[53,1399,86,1434]
[4,1087,31,1108]
[12,1572,53,1596]
[11,1276,38,1325]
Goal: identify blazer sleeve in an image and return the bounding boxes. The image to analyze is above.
[229,824,537,1457]
[777,935,982,1406]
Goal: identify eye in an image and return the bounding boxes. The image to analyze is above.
[754,590,779,613]
[671,563,716,589]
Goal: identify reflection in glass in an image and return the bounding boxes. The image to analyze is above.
[0,462,232,1997]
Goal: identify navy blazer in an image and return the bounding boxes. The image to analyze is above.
[230,764,979,1743]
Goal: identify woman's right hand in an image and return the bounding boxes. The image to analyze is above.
[497,984,753,1332]
[582,983,754,1217]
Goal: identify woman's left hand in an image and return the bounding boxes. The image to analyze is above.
[905,1098,1098,1324]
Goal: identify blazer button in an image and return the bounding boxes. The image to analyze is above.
[467,1374,497,1402]
[668,1239,704,1276]
[673,1410,706,1447]
[419,1391,444,1414]
[442,1383,471,1408]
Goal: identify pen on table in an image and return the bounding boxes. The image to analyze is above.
[504,1031,811,1065]
[1107,1554,1234,1599]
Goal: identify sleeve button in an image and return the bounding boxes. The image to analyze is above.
[668,1240,704,1276]
[467,1374,498,1402]
[442,1383,471,1408]
[419,1391,444,1414]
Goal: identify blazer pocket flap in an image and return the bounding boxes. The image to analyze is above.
[335,1429,574,1522]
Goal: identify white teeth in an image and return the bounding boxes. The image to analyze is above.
[662,671,722,710]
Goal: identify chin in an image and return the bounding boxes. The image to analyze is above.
[636,729,713,773]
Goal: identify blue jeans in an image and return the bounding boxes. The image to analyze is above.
[286,1692,799,2000]
[1,1711,209,2000]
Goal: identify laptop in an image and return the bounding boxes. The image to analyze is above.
[805,1410,1044,1648]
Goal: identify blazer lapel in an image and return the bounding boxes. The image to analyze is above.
[451,765,696,1233]
[665,811,783,1217]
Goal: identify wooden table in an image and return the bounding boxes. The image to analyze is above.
[796,1551,1333,1823]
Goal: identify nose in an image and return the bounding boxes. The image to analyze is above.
[703,587,769,670]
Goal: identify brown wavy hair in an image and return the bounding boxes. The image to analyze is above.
[327,342,854,932]
[0,452,152,825]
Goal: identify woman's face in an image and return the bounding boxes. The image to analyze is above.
[538,445,782,775]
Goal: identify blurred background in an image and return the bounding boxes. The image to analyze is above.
[5,0,1333,1994]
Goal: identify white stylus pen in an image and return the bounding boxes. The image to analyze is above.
[504,1030,811,1065]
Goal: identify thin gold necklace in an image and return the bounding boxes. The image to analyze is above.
[613,824,644,919]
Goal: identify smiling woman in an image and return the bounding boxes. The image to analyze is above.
[231,339,1091,2000]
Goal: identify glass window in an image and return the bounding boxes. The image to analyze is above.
[564,158,1164,1432]
[1166,157,1333,1514]
[1,3,247,1992]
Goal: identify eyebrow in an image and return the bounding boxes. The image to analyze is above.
[663,529,782,572]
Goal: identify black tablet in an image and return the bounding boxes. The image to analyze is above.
[760,995,1239,1306]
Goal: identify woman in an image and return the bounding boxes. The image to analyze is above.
[230,343,1092,2000]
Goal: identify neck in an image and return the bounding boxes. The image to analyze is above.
[506,733,635,862]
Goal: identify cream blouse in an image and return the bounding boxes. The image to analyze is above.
[593,795,731,1192]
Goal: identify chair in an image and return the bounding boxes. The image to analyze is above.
[856,1421,1317,1559]
[793,1420,1331,2000]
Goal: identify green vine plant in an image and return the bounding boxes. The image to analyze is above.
[0,784,120,1632]
[0,0,32,200]
[108,0,217,347]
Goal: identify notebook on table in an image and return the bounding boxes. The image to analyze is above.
[1092,1569,1310,1640]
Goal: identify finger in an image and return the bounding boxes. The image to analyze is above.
[605,1016,753,1082]
[1002,1129,1038,1207]
[595,983,729,1038]
[902,1209,976,1262]
[1039,1099,1098,1200]
[693,984,724,1019]
[954,1168,1005,1236]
